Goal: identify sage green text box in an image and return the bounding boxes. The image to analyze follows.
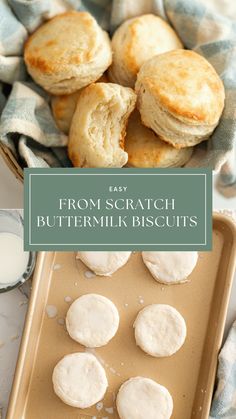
[24,168,212,251]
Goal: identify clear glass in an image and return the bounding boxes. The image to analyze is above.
[0,210,36,293]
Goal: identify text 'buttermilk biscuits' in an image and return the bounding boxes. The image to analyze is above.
[135,49,225,148]
[24,11,112,94]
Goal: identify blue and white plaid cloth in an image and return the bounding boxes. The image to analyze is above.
[210,320,236,419]
[0,0,235,187]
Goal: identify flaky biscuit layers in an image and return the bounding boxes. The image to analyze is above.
[24,11,112,94]
[135,49,225,148]
[108,14,183,87]
[68,83,136,168]
[125,110,193,167]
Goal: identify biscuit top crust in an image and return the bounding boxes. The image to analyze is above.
[112,14,182,78]
[136,49,225,125]
[24,11,102,74]
[122,14,183,75]
[77,81,136,106]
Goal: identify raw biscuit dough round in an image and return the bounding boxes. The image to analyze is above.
[142,251,198,284]
[116,376,173,419]
[134,304,186,357]
[76,251,131,276]
[52,352,108,408]
[66,293,119,347]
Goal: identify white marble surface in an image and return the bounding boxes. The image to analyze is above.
[0,288,28,418]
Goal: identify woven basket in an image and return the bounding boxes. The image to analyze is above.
[0,143,23,182]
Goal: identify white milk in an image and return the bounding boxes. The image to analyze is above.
[0,232,29,286]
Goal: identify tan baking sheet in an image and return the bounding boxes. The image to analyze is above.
[7,214,236,419]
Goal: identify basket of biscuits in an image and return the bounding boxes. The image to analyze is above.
[0,0,235,181]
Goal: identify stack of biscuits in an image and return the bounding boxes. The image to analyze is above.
[24,11,225,168]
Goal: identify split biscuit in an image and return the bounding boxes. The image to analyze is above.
[68,83,136,168]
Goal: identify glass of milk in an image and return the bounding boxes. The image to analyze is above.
[0,210,36,293]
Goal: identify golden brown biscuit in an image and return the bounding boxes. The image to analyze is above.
[51,74,109,134]
[51,91,81,134]
[68,83,136,168]
[108,14,183,87]
[24,11,112,94]
[135,49,225,148]
[125,111,193,167]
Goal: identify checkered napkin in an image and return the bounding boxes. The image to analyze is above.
[210,320,236,419]
[0,0,235,196]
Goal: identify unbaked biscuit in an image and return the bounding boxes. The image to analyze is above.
[134,304,187,357]
[125,110,193,167]
[116,377,173,419]
[68,83,136,168]
[108,14,183,87]
[66,294,119,347]
[76,251,131,276]
[52,353,108,408]
[51,74,108,134]
[135,49,225,148]
[24,11,112,94]
[142,251,198,284]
